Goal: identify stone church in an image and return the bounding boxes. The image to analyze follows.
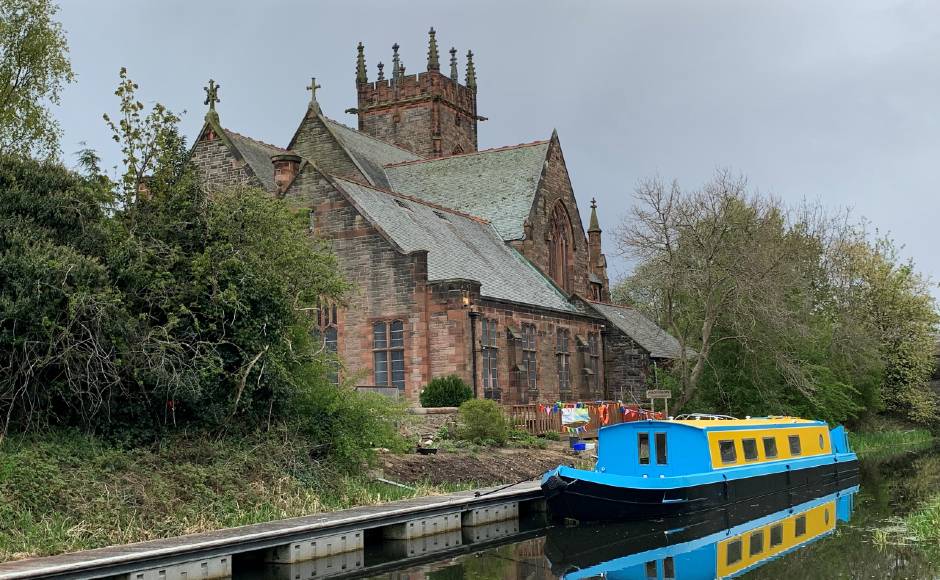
[189,29,688,405]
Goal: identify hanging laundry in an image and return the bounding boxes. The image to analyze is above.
[562,407,590,426]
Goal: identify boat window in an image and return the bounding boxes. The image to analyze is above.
[638,433,650,465]
[819,433,825,450]
[726,539,743,565]
[789,435,802,456]
[663,556,675,579]
[770,523,784,547]
[742,438,759,461]
[824,508,830,524]
[645,560,657,579]
[655,432,668,465]
[795,514,807,537]
[719,440,737,464]
[749,530,764,555]
[763,436,778,458]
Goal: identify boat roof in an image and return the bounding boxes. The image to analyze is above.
[608,417,825,432]
[675,417,823,430]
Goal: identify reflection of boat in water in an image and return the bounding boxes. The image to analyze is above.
[545,483,858,580]
[542,416,858,522]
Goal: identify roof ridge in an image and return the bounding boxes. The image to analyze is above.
[332,176,491,224]
[223,129,288,153]
[587,299,631,307]
[321,115,425,159]
[383,139,551,168]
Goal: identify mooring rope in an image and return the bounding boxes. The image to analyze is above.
[474,475,539,498]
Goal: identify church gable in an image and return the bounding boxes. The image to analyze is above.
[190,119,264,192]
[287,106,369,184]
[516,131,592,298]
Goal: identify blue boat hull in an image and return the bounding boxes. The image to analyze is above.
[542,459,860,522]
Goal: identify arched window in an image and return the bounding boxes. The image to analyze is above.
[549,203,572,291]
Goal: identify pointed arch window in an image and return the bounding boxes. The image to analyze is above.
[314,299,339,385]
[549,203,573,292]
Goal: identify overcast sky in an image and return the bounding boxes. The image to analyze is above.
[53,0,940,298]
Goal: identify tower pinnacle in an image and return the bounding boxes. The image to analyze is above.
[427,27,440,71]
[391,43,401,82]
[588,197,601,232]
[465,50,476,89]
[356,42,367,84]
[449,47,458,81]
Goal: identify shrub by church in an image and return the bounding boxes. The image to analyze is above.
[189,29,688,404]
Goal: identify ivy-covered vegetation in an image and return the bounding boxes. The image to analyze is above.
[616,171,939,426]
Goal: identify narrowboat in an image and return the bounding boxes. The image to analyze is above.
[549,484,859,580]
[541,416,858,522]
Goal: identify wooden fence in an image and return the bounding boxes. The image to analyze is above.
[506,402,661,437]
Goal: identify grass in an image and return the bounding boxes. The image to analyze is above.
[848,413,936,455]
[907,496,940,543]
[0,430,473,562]
[849,428,935,455]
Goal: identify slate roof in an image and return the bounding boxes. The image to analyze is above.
[383,141,550,240]
[224,130,284,193]
[322,118,421,189]
[589,302,694,359]
[333,177,580,314]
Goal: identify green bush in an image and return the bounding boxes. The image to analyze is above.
[457,399,509,445]
[507,429,548,449]
[0,152,347,438]
[420,375,473,408]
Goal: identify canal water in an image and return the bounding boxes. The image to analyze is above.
[241,445,940,579]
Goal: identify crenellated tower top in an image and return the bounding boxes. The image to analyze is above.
[353,28,484,158]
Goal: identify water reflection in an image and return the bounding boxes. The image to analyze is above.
[550,485,857,579]
[235,445,940,579]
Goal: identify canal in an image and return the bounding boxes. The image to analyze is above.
[233,444,940,579]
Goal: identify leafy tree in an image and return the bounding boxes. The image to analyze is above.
[616,170,936,424]
[839,237,939,423]
[0,0,74,159]
[103,67,181,208]
[0,71,349,439]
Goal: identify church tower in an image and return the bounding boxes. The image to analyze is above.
[353,28,483,158]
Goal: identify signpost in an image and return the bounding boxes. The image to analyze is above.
[646,389,672,417]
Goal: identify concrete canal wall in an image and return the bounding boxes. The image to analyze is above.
[0,482,544,580]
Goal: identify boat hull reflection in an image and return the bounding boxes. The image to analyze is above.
[546,479,859,580]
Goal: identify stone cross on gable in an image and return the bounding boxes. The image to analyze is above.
[204,79,220,110]
[306,77,322,113]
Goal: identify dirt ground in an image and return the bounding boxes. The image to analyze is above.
[378,445,578,486]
